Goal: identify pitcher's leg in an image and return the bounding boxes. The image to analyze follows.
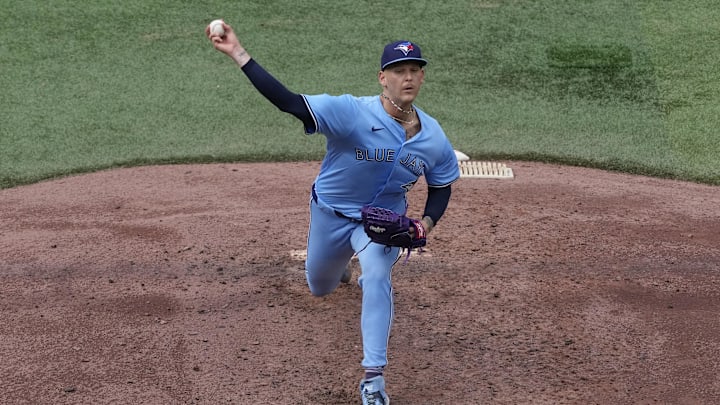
[351,227,401,368]
[305,201,355,296]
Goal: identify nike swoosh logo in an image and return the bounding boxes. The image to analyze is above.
[371,126,384,132]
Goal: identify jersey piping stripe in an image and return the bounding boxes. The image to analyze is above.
[301,95,319,134]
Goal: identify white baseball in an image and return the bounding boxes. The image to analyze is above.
[209,19,225,36]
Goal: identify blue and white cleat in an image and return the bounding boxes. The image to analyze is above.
[359,375,390,405]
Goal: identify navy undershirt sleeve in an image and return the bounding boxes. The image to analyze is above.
[423,185,452,225]
[240,59,315,131]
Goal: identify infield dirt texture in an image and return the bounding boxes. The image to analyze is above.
[2,161,719,404]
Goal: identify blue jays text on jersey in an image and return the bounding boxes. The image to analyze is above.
[356,148,396,162]
[398,152,426,176]
[302,93,460,216]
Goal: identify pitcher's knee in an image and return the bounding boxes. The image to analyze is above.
[306,274,337,297]
[358,271,391,290]
[308,285,333,297]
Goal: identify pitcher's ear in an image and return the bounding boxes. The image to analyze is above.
[378,70,387,86]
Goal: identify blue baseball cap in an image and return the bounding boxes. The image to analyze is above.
[380,40,428,70]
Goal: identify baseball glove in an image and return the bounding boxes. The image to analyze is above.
[360,205,427,250]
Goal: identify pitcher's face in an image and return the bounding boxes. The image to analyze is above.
[379,62,425,105]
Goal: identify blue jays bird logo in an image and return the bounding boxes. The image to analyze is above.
[394,42,415,56]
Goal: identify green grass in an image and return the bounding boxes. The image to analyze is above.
[1,0,719,189]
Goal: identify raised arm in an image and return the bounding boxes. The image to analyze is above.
[205,20,314,130]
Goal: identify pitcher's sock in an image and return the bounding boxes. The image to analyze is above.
[364,366,384,380]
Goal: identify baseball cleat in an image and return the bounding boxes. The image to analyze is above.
[341,266,353,284]
[359,375,390,405]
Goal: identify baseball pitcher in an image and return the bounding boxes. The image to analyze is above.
[207,21,459,405]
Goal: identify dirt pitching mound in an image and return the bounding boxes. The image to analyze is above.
[1,161,719,404]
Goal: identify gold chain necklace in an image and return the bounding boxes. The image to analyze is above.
[381,93,414,115]
[390,115,415,125]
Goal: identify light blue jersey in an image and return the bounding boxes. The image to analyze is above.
[303,94,459,216]
[300,93,459,370]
